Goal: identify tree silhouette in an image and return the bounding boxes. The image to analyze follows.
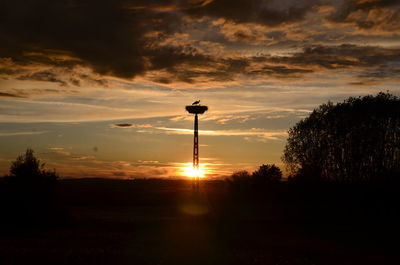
[227,164,282,192]
[252,164,282,183]
[231,170,252,182]
[282,92,400,183]
[0,149,62,228]
[8,148,58,182]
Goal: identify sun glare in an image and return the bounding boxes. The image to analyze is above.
[181,163,206,178]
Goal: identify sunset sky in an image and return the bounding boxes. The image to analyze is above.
[1,0,399,178]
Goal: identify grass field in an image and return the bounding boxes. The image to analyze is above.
[0,178,398,265]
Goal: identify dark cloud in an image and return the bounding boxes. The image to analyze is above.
[329,0,400,29]
[145,43,211,71]
[0,0,318,83]
[358,66,400,79]
[0,68,26,76]
[150,44,400,83]
[111,123,152,128]
[1,0,163,79]
[17,71,68,86]
[269,44,400,70]
[0,92,24,98]
[112,123,134,128]
[188,0,317,26]
[13,69,108,87]
[153,57,250,83]
[0,0,399,85]
[249,65,313,76]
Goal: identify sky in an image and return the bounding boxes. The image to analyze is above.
[1,0,400,179]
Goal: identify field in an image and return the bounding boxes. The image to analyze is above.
[0,178,398,265]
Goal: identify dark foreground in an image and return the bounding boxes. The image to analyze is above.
[0,178,399,265]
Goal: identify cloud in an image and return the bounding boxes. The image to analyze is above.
[137,160,160,164]
[215,20,274,45]
[0,0,183,80]
[187,0,316,26]
[152,127,288,141]
[0,87,80,100]
[69,155,96,161]
[17,71,68,85]
[358,66,400,79]
[112,171,126,177]
[169,107,312,124]
[149,44,400,84]
[50,159,182,179]
[272,44,400,68]
[203,114,256,124]
[0,131,49,137]
[49,147,64,151]
[327,0,400,35]
[111,123,134,128]
[45,147,95,161]
[0,92,24,98]
[0,98,180,122]
[111,123,153,128]
[0,0,399,86]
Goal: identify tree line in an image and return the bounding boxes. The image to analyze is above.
[230,92,400,184]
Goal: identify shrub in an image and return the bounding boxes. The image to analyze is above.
[8,148,58,182]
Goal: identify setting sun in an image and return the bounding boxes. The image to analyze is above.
[181,163,206,178]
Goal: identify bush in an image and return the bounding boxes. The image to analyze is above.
[8,148,58,182]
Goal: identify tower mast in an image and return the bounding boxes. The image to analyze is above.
[193,114,199,173]
[185,101,208,189]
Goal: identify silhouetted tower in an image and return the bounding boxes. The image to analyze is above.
[186,101,208,188]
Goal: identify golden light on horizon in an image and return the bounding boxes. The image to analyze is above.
[180,162,206,178]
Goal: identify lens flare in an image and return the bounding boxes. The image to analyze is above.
[181,163,206,178]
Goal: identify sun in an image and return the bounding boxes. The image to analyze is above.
[181,163,206,178]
